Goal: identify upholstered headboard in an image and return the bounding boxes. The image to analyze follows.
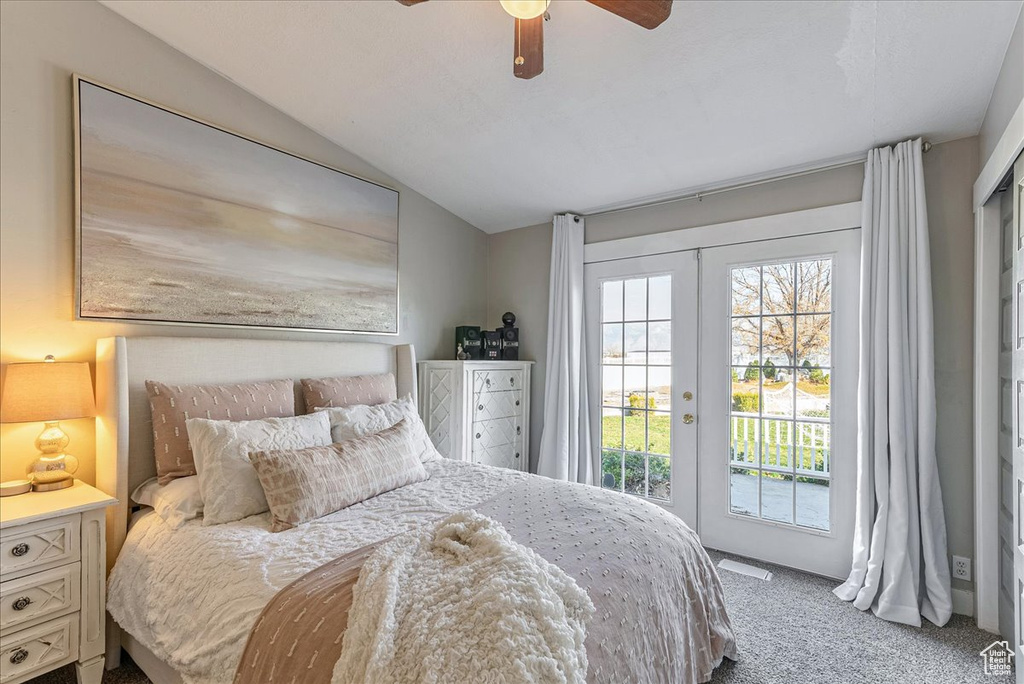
[94,336,416,573]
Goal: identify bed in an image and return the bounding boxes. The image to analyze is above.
[95,336,736,684]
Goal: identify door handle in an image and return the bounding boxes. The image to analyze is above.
[682,413,695,424]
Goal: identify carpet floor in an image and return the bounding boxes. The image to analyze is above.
[31,551,1002,684]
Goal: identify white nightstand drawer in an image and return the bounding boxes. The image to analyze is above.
[0,563,81,634]
[0,516,80,581]
[0,614,79,684]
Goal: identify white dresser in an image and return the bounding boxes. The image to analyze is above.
[0,482,116,684]
[418,360,533,471]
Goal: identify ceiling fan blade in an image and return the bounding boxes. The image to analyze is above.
[513,16,544,80]
[395,0,428,5]
[586,0,672,29]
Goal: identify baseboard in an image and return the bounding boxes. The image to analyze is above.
[952,588,975,617]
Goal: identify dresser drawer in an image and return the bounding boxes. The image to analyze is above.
[473,369,523,394]
[0,563,80,635]
[0,516,79,581]
[0,614,78,684]
[472,440,525,471]
[472,389,523,421]
[471,417,521,450]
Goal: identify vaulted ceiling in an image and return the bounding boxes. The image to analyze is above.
[101,0,1022,232]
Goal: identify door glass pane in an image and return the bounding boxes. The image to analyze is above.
[649,275,671,320]
[648,367,672,410]
[624,322,647,365]
[623,279,647,321]
[602,323,623,364]
[600,275,672,503]
[729,259,832,531]
[602,280,623,322]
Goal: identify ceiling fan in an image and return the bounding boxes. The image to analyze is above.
[395,0,673,79]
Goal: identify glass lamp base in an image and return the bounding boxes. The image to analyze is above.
[32,477,74,492]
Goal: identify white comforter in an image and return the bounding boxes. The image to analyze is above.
[108,460,736,684]
[108,460,527,684]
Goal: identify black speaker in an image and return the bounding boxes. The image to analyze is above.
[482,330,502,360]
[499,326,519,360]
[455,326,482,359]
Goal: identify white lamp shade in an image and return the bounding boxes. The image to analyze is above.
[1,360,95,423]
[500,0,550,20]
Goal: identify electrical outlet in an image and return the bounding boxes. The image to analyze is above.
[952,555,972,581]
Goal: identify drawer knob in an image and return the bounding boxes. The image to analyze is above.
[475,433,481,439]
[515,452,520,459]
[11,543,29,557]
[516,426,521,435]
[10,648,28,665]
[510,377,515,385]
[478,404,483,410]
[11,596,31,611]
[486,378,491,386]
[515,400,520,406]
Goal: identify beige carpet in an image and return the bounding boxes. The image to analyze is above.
[32,551,1001,684]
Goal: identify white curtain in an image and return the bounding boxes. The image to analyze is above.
[537,214,593,484]
[833,138,952,627]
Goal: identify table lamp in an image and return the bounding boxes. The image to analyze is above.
[1,355,95,491]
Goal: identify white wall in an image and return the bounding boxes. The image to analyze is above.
[979,4,1023,164]
[489,138,980,602]
[0,0,489,484]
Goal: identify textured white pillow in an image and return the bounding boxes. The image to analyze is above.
[131,476,204,530]
[187,412,332,525]
[316,395,441,463]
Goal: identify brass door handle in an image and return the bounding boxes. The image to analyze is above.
[682,414,695,424]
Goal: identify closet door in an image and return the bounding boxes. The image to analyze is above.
[999,164,1016,642]
[1012,152,1024,680]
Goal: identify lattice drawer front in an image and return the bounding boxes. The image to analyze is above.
[473,389,523,422]
[0,516,79,580]
[472,441,524,471]
[0,563,80,634]
[426,369,453,458]
[471,417,521,449]
[473,369,523,394]
[0,614,78,683]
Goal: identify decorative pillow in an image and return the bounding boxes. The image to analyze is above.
[131,476,203,530]
[300,373,396,410]
[251,419,429,532]
[186,412,332,525]
[316,395,441,463]
[147,379,295,485]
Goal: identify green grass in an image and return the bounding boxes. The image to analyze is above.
[601,407,830,491]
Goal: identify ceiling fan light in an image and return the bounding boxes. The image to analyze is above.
[500,0,550,20]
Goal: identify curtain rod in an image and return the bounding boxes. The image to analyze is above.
[575,140,932,221]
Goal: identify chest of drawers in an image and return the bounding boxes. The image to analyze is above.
[418,360,533,471]
[0,482,116,684]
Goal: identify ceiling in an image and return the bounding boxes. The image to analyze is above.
[100,0,1022,233]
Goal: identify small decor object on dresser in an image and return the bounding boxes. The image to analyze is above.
[481,331,502,360]
[454,326,482,359]
[498,311,519,360]
[0,481,116,684]
[418,360,533,471]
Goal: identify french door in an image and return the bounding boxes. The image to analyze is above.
[697,230,858,579]
[584,251,699,526]
[584,228,859,579]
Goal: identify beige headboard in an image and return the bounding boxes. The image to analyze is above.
[94,336,416,572]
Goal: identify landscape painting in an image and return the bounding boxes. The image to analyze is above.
[75,78,399,333]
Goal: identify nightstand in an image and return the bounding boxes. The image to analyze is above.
[0,482,116,684]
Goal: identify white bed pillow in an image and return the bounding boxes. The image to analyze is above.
[131,475,204,529]
[316,395,441,463]
[187,412,332,525]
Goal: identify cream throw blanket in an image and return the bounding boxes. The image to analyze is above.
[332,511,595,684]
